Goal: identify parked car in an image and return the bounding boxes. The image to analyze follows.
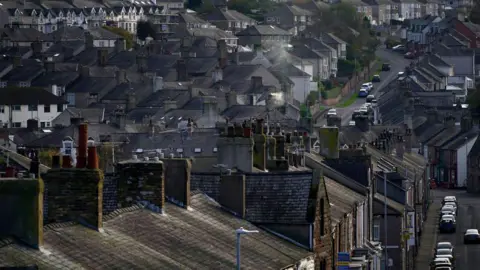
[366,95,375,103]
[436,242,454,254]
[372,74,381,82]
[443,196,457,205]
[326,108,337,117]
[464,229,480,244]
[392,44,405,52]
[358,89,368,97]
[359,106,368,114]
[430,258,452,269]
[434,267,452,270]
[362,82,374,91]
[444,202,457,214]
[404,51,416,59]
[382,63,391,71]
[439,217,456,233]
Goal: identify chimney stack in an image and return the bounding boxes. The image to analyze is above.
[216,121,254,172]
[162,159,192,208]
[253,119,267,170]
[461,115,473,132]
[0,177,44,249]
[52,155,61,168]
[87,145,99,169]
[85,31,94,48]
[444,115,456,129]
[404,127,412,153]
[115,38,126,53]
[97,49,108,66]
[226,91,237,108]
[136,54,148,73]
[177,59,188,81]
[62,156,72,168]
[219,173,246,218]
[116,70,127,85]
[76,123,88,168]
[217,40,228,68]
[202,96,218,124]
[251,76,263,91]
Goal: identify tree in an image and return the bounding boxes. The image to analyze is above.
[103,26,134,49]
[136,20,157,41]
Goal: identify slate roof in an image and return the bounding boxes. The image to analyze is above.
[125,130,219,157]
[270,62,310,77]
[31,72,80,88]
[52,108,105,126]
[0,194,312,269]
[25,123,122,148]
[222,105,292,123]
[324,177,365,225]
[468,135,480,159]
[0,87,67,106]
[2,59,44,82]
[66,77,116,94]
[426,126,462,147]
[0,28,51,42]
[137,89,190,108]
[203,7,256,22]
[443,128,478,150]
[237,25,291,36]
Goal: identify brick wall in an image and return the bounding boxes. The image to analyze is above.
[43,169,103,230]
[0,178,43,248]
[313,171,333,270]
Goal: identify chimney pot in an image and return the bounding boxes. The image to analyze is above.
[132,154,138,160]
[154,157,160,162]
[170,153,174,158]
[159,152,165,158]
[144,157,150,161]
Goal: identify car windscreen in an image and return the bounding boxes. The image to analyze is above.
[436,249,451,255]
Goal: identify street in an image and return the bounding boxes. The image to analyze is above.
[321,47,412,125]
[435,189,480,270]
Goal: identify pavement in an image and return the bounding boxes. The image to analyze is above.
[415,189,480,270]
[318,46,412,126]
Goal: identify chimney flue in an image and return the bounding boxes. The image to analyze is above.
[51,155,61,168]
[62,156,72,168]
[77,123,88,168]
[87,146,99,169]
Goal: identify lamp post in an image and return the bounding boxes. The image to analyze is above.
[383,172,389,270]
[236,227,259,270]
[464,136,468,188]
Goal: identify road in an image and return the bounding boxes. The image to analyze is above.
[435,189,480,270]
[321,47,412,125]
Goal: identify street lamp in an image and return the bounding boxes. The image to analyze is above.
[236,227,259,270]
[464,136,468,188]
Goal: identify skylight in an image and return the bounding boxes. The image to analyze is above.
[194,148,201,153]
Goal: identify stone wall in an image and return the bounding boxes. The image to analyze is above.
[0,178,43,248]
[43,169,103,230]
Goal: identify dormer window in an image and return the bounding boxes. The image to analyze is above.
[194,148,201,153]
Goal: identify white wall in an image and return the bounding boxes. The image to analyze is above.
[456,135,478,187]
[93,39,116,48]
[0,104,66,128]
[294,63,314,78]
[291,76,311,103]
[356,202,365,248]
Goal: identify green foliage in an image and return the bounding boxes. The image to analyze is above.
[227,0,277,20]
[38,149,59,168]
[136,20,157,41]
[320,90,327,99]
[337,94,358,108]
[384,38,400,49]
[300,104,312,118]
[322,80,333,90]
[103,26,134,49]
[306,91,320,105]
[337,59,359,77]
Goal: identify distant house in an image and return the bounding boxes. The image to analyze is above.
[202,6,256,34]
[236,25,292,49]
[264,3,314,36]
[455,20,480,48]
[270,62,312,103]
[0,86,67,128]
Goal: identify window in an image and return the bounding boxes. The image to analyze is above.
[373,224,380,241]
[12,122,21,128]
[40,122,46,128]
[99,41,105,47]
[28,104,38,111]
[0,106,4,113]
[44,105,51,113]
[12,105,21,111]
[46,122,51,127]
[57,104,64,112]
[320,198,325,236]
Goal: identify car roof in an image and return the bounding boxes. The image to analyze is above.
[437,242,452,246]
[434,258,450,262]
[444,196,456,200]
[466,229,479,234]
[436,249,452,253]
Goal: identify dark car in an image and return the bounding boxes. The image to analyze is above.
[372,74,381,82]
[404,52,416,59]
[439,218,456,233]
[382,63,391,71]
[464,229,480,244]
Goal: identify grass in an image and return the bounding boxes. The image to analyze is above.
[325,86,342,99]
[336,94,358,108]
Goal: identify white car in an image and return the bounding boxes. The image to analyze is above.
[444,202,457,213]
[361,83,373,91]
[359,106,368,113]
[464,229,480,244]
[436,242,453,251]
[327,108,337,116]
[430,258,452,268]
[443,196,457,205]
[366,95,375,102]
[349,121,356,126]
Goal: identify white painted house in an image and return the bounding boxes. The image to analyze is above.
[0,86,67,128]
[453,135,478,187]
